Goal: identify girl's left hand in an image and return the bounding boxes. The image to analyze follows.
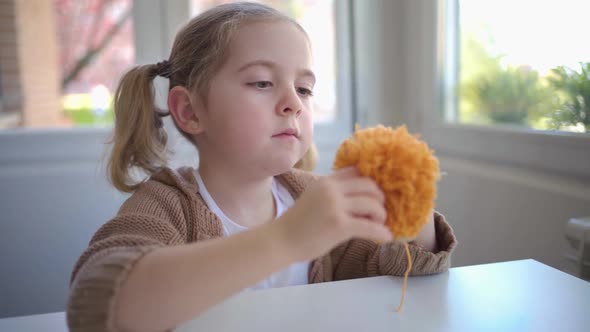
[410,211,437,252]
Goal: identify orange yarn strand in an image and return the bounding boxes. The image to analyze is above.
[395,243,412,312]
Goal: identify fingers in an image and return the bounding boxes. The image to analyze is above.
[331,166,360,179]
[345,196,386,224]
[338,177,385,204]
[331,167,384,204]
[349,217,393,243]
[327,167,392,244]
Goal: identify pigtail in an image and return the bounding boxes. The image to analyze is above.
[107,64,169,193]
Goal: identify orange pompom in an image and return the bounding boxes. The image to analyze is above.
[333,125,440,242]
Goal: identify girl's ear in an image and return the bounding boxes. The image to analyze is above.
[168,86,205,135]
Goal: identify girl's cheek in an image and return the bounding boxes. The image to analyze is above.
[303,111,314,130]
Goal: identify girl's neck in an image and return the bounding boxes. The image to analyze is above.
[198,161,276,228]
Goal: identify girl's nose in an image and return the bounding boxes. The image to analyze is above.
[277,88,302,117]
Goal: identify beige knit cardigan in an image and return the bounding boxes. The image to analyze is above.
[67,167,457,331]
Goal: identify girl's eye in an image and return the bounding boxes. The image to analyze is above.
[297,87,314,97]
[249,81,273,89]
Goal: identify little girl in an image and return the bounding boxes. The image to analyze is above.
[67,2,457,331]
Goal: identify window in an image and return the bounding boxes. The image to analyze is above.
[1,0,345,131]
[444,0,590,134]
[407,0,590,178]
[0,0,134,129]
[0,0,352,175]
[57,0,134,128]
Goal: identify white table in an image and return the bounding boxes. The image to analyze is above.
[0,312,66,332]
[1,259,588,332]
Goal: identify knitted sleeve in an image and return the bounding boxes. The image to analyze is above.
[67,180,189,332]
[310,212,457,282]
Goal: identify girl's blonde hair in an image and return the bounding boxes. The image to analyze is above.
[108,2,316,193]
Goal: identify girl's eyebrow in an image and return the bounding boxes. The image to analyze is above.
[237,59,316,83]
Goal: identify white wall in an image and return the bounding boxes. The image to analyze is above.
[0,130,128,318]
[436,156,590,271]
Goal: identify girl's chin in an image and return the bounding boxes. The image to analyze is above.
[265,157,302,174]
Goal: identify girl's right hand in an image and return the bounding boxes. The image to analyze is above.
[272,167,393,261]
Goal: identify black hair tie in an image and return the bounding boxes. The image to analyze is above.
[155,60,172,79]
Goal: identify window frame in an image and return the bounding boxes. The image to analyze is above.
[410,0,590,178]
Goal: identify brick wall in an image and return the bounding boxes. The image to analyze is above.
[0,0,22,126]
[0,0,61,128]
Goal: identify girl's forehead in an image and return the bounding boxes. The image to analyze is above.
[225,20,312,69]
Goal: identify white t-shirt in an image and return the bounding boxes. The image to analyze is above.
[194,171,309,290]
